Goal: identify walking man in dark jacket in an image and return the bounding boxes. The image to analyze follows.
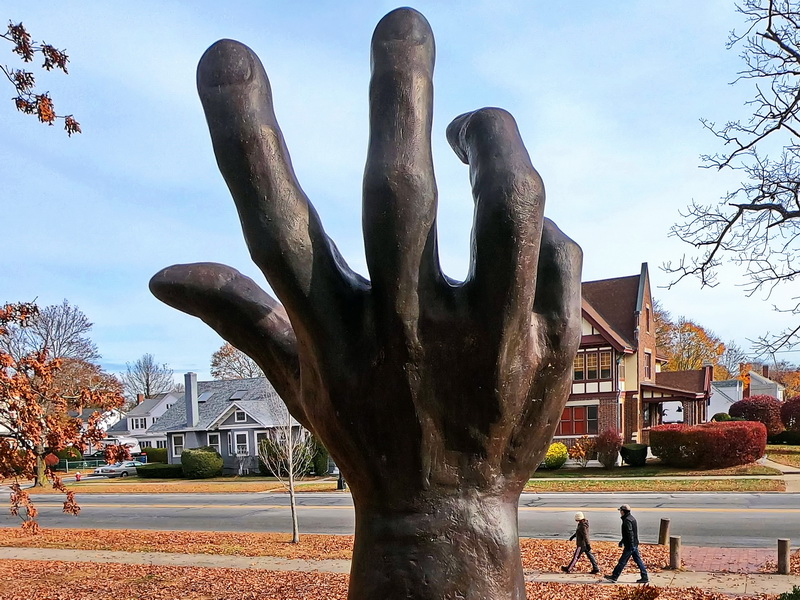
[604,504,649,583]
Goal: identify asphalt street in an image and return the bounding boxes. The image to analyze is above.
[2,492,797,548]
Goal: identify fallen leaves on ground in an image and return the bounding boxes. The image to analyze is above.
[519,539,670,574]
[0,528,354,560]
[0,560,774,600]
[762,548,800,574]
[0,527,670,573]
[524,479,785,493]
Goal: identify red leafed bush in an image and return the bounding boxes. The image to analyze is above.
[593,428,622,469]
[729,395,785,436]
[781,397,800,431]
[649,421,767,468]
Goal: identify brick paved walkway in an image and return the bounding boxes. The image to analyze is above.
[683,546,774,573]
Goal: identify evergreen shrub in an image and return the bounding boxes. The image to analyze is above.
[181,448,223,479]
[137,463,183,478]
[620,443,648,467]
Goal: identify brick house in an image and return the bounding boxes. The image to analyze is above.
[554,263,711,446]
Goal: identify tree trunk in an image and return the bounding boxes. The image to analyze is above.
[349,491,524,600]
[32,451,46,487]
[287,430,300,544]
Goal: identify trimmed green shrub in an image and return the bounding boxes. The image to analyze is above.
[137,463,184,478]
[650,421,767,468]
[620,443,648,467]
[778,585,800,600]
[544,442,568,469]
[769,430,800,445]
[595,429,622,469]
[181,448,223,479]
[730,395,785,437]
[56,446,83,460]
[141,447,168,463]
[711,412,731,422]
[312,438,330,476]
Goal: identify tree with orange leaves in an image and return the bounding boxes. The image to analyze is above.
[0,303,124,532]
[1,21,80,135]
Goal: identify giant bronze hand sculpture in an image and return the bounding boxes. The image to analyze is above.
[151,8,582,600]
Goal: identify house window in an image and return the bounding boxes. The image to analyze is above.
[140,441,152,448]
[573,354,585,381]
[644,352,652,379]
[227,432,233,455]
[235,432,249,456]
[645,306,651,333]
[208,432,221,455]
[600,351,612,379]
[172,434,184,457]
[130,417,147,430]
[586,353,598,380]
[234,410,247,423]
[557,405,599,436]
[156,440,167,449]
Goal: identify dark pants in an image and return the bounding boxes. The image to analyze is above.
[567,545,599,571]
[611,545,648,579]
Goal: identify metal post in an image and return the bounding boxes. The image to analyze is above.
[778,538,791,575]
[337,472,347,490]
[669,535,682,570]
[658,518,670,545]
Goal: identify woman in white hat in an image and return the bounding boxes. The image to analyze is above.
[561,511,600,574]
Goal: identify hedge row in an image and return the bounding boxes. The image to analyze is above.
[137,463,183,478]
[650,421,766,468]
[141,447,168,463]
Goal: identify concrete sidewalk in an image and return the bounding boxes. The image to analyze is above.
[2,546,800,596]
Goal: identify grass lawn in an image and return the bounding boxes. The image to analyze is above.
[767,444,800,468]
[531,462,781,478]
[12,476,341,495]
[524,478,784,493]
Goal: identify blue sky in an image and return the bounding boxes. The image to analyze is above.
[2,1,792,382]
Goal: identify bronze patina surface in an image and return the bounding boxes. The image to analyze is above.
[151,8,582,599]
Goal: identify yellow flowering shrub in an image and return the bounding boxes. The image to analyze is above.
[544,442,568,469]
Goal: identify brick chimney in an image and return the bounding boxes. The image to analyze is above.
[762,365,770,379]
[185,372,199,427]
[136,393,144,405]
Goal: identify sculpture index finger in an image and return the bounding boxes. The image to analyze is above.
[196,40,356,343]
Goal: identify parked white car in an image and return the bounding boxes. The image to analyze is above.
[91,460,146,478]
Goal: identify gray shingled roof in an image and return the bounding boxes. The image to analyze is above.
[126,397,164,417]
[148,377,288,433]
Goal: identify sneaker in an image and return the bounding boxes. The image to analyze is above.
[590,569,601,574]
[603,575,617,583]
[560,566,570,573]
[636,578,650,584]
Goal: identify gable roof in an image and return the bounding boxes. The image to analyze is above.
[148,377,284,433]
[582,269,643,348]
[749,370,786,391]
[126,397,168,417]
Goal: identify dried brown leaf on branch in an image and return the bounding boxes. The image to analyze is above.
[1,20,80,133]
